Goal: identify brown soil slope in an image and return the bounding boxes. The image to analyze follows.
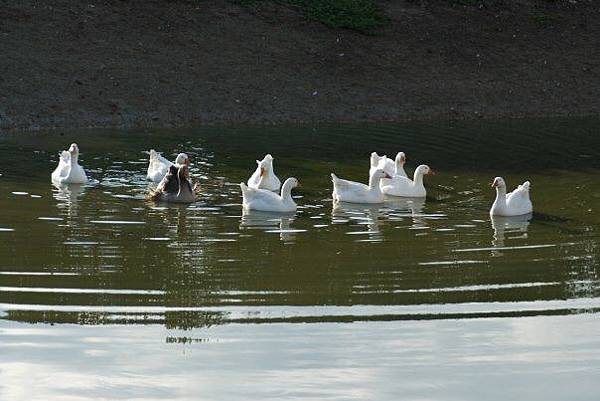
[1,0,599,131]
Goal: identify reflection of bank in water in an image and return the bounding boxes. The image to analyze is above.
[240,209,300,242]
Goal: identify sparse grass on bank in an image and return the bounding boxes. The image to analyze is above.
[230,0,387,34]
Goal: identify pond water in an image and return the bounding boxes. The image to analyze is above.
[1,118,599,400]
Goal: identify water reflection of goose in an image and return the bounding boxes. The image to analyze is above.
[332,201,383,240]
[385,197,427,228]
[240,209,298,242]
[384,197,426,214]
[52,183,88,255]
[53,182,86,210]
[491,213,532,251]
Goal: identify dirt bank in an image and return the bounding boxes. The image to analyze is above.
[1,0,599,132]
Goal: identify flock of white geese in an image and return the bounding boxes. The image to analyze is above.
[51,143,533,217]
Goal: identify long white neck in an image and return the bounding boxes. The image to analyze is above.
[493,186,507,209]
[280,179,295,201]
[258,166,272,186]
[413,169,425,186]
[395,162,406,177]
[70,152,79,165]
[368,174,383,191]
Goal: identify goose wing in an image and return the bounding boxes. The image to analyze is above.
[59,150,70,164]
[331,174,369,192]
[507,181,531,203]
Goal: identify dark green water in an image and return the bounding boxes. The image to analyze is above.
[1,118,599,400]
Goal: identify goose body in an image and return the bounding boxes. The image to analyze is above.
[490,177,533,217]
[332,169,389,204]
[381,164,432,198]
[241,177,298,212]
[248,154,281,191]
[149,165,197,203]
[147,150,189,184]
[51,143,88,184]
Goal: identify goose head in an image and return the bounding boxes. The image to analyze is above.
[68,143,80,163]
[368,168,391,190]
[68,143,79,155]
[491,177,506,189]
[415,165,433,176]
[175,153,190,166]
[395,152,406,166]
[371,168,391,180]
[281,177,299,199]
[283,177,300,189]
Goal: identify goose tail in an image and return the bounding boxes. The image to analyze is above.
[240,182,249,196]
[60,150,70,163]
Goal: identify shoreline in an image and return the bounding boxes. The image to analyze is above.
[2,109,599,136]
[2,0,599,133]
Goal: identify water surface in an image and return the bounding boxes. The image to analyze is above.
[1,118,599,400]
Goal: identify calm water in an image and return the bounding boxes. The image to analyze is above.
[1,118,599,400]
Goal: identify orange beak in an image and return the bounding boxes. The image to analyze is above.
[427,169,435,175]
[260,167,266,177]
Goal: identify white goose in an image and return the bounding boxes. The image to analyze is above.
[241,177,299,212]
[380,164,432,198]
[331,169,390,204]
[380,151,408,186]
[490,177,533,217]
[147,150,189,184]
[248,154,281,191]
[391,152,408,178]
[369,152,396,177]
[51,143,88,184]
